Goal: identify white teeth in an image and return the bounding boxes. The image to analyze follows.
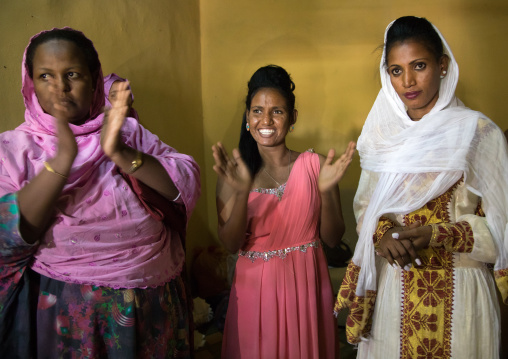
[259,129,275,135]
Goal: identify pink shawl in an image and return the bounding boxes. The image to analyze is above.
[104,73,139,120]
[0,28,200,288]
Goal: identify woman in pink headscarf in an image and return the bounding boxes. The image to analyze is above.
[104,73,139,120]
[0,28,200,358]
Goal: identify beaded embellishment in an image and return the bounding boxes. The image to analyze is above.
[251,183,287,201]
[238,240,320,262]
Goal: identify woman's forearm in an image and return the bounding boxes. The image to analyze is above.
[109,145,179,200]
[17,152,74,243]
[319,187,345,247]
[217,191,250,253]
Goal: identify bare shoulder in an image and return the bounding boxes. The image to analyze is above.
[315,152,327,167]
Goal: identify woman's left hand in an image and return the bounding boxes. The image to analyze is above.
[318,141,356,193]
[395,224,433,252]
[101,81,131,158]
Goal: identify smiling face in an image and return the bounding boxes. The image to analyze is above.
[246,87,297,149]
[32,39,94,125]
[386,40,448,120]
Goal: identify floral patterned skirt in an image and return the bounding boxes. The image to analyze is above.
[0,268,191,359]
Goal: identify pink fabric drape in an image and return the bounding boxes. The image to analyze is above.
[0,28,200,289]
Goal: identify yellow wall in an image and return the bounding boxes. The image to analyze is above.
[0,0,209,261]
[201,0,508,244]
[2,1,508,258]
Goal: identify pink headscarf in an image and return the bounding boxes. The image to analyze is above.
[0,28,200,288]
[104,73,139,120]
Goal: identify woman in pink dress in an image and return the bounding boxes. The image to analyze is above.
[212,65,355,358]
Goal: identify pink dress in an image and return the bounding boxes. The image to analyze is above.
[222,151,338,359]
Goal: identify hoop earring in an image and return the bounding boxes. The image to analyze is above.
[289,124,295,133]
[246,123,250,131]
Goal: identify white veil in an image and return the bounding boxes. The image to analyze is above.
[352,19,508,303]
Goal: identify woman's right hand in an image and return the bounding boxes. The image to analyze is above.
[212,142,252,194]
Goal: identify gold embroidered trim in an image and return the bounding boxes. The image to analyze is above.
[400,182,460,358]
[400,252,454,359]
[495,268,508,304]
[374,216,395,248]
[334,261,377,344]
[403,179,461,227]
[429,221,474,253]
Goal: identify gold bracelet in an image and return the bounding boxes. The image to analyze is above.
[43,161,68,179]
[128,150,144,174]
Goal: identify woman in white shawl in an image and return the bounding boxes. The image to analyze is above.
[335,16,508,358]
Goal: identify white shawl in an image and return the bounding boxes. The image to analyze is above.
[353,20,508,301]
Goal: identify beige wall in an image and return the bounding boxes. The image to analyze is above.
[200,0,508,245]
[0,0,209,261]
[1,1,508,258]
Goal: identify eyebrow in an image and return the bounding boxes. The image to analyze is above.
[388,57,429,69]
[35,65,85,72]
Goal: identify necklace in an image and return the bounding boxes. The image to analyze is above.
[263,150,291,200]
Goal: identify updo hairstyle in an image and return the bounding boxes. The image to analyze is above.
[239,65,296,176]
[385,16,444,66]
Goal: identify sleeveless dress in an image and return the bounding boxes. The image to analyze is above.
[222,151,338,359]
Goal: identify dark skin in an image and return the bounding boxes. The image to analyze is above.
[18,39,178,244]
[212,87,355,253]
[375,40,449,268]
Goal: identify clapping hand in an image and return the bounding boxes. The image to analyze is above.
[47,81,78,160]
[101,81,131,158]
[212,142,252,193]
[318,141,356,193]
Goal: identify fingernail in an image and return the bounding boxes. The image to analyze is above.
[392,233,399,239]
[404,265,411,271]
[392,263,398,270]
[415,258,422,266]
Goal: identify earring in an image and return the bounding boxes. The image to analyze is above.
[289,124,295,133]
[440,70,447,79]
[246,123,250,131]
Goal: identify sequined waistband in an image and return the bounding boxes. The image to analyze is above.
[238,240,320,262]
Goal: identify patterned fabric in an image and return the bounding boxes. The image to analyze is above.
[334,261,376,343]
[2,271,190,358]
[0,195,191,358]
[495,268,508,305]
[429,222,475,252]
[373,216,395,247]
[338,179,500,358]
[399,185,459,359]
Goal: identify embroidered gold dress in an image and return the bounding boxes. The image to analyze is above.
[343,174,500,359]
